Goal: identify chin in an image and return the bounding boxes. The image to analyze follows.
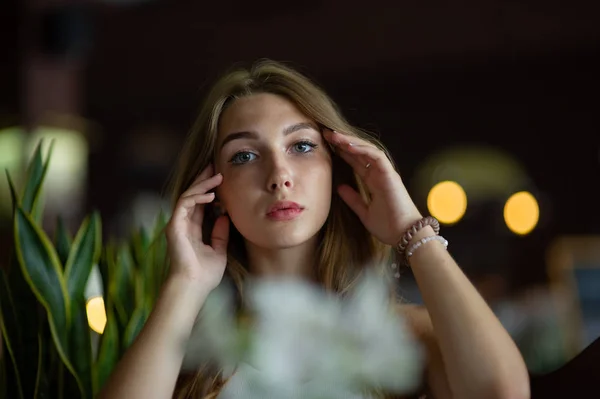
[250,227,321,250]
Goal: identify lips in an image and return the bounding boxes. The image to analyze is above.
[266,201,304,221]
[267,201,303,214]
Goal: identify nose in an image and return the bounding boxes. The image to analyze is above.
[266,154,294,192]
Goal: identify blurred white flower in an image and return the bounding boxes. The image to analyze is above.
[182,283,241,373]
[245,278,342,386]
[341,272,424,392]
[184,270,425,398]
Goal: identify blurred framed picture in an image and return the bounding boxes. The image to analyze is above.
[546,235,600,358]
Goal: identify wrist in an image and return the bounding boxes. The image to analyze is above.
[162,273,214,313]
[395,216,441,259]
[167,266,218,289]
[406,225,436,246]
[406,233,449,266]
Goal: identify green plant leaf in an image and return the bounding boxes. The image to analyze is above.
[122,301,150,350]
[110,244,136,326]
[13,206,70,327]
[93,304,119,394]
[131,227,150,268]
[147,211,169,303]
[133,268,147,311]
[12,206,84,396]
[61,211,101,397]
[33,334,43,398]
[0,257,46,399]
[20,140,44,212]
[21,139,54,217]
[5,170,18,214]
[54,216,72,268]
[64,212,102,300]
[43,320,67,399]
[98,243,132,349]
[0,345,6,399]
[31,187,46,225]
[155,210,170,286]
[34,310,53,399]
[67,297,94,399]
[0,269,24,399]
[97,243,115,321]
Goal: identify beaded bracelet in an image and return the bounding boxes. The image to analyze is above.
[406,235,449,261]
[394,216,447,269]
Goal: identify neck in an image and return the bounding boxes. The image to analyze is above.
[245,236,319,282]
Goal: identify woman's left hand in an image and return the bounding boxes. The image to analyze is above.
[324,129,423,245]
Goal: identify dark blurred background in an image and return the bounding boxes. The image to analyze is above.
[1,0,599,376]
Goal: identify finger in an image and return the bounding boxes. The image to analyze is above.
[335,147,369,175]
[337,184,368,222]
[172,192,215,223]
[181,173,223,198]
[323,130,370,171]
[211,215,230,255]
[345,142,389,172]
[325,131,388,171]
[197,163,214,181]
[344,141,383,160]
[179,163,215,197]
[335,142,389,181]
[324,130,373,149]
[184,163,215,191]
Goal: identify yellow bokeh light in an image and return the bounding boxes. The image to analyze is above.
[504,191,539,235]
[427,181,467,225]
[86,296,107,334]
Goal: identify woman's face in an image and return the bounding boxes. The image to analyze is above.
[215,93,332,249]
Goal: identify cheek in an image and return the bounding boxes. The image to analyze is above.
[217,172,257,213]
[216,178,239,208]
[302,162,333,207]
[304,158,332,186]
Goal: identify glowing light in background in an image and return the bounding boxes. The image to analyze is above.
[427,181,467,225]
[0,127,25,169]
[86,296,107,334]
[85,264,105,333]
[412,145,532,203]
[504,191,539,235]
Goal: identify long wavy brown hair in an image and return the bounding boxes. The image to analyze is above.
[167,59,404,398]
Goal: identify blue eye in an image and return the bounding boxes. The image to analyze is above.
[293,141,317,153]
[230,151,257,165]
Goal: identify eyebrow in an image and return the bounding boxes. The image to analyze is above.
[219,122,320,151]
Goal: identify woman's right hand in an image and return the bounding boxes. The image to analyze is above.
[165,164,230,291]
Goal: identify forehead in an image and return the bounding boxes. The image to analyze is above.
[218,93,309,136]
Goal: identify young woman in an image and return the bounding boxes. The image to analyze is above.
[98,60,530,399]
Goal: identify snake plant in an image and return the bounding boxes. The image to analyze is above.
[0,139,168,399]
